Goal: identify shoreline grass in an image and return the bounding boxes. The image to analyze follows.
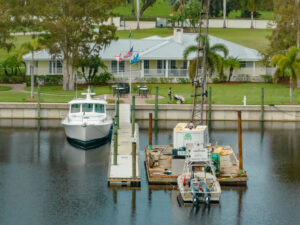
[2,83,300,105]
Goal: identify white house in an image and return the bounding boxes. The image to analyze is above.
[22,28,274,82]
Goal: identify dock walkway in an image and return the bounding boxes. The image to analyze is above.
[107,104,141,187]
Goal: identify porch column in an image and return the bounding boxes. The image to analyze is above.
[165,60,169,78]
[252,61,256,76]
[187,60,190,77]
[141,60,144,77]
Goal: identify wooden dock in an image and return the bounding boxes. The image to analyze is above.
[144,145,248,186]
[107,104,141,187]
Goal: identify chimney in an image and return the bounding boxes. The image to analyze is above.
[173,28,183,44]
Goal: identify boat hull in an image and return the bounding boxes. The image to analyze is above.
[63,122,113,149]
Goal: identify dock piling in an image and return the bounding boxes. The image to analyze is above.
[116,94,120,129]
[261,87,264,122]
[237,111,243,172]
[37,82,41,119]
[132,142,137,177]
[155,86,158,121]
[113,121,118,165]
[149,113,152,147]
[132,95,135,137]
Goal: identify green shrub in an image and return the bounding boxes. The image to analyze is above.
[212,78,220,83]
[26,75,63,86]
[145,77,159,83]
[236,74,249,82]
[178,78,190,84]
[94,72,112,85]
[159,77,174,83]
[0,75,24,83]
[260,74,273,83]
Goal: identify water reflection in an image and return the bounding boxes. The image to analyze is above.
[1,120,300,225]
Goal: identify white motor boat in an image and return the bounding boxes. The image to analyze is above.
[62,87,113,149]
[177,144,221,205]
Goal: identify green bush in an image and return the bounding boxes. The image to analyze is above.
[159,77,174,83]
[178,78,190,84]
[93,72,112,85]
[212,78,220,83]
[26,75,63,86]
[145,77,159,83]
[0,75,24,83]
[236,74,249,82]
[260,74,273,83]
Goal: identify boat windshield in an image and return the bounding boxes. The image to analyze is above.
[82,103,93,113]
[95,104,105,113]
[71,104,80,113]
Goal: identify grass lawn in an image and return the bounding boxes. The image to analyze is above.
[2,83,300,105]
[0,86,12,91]
[209,28,271,51]
[117,28,271,51]
[0,35,33,62]
[117,28,173,39]
[144,83,300,105]
[113,0,177,19]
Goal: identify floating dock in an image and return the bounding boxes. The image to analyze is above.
[107,104,141,187]
[144,145,248,186]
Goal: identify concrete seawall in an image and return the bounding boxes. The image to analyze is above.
[1,103,300,121]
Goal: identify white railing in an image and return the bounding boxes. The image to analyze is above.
[109,69,188,79]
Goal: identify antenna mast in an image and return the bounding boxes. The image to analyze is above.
[191,0,211,126]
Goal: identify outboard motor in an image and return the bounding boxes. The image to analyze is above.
[199,183,211,204]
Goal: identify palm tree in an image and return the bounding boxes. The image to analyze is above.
[270,46,300,103]
[224,57,241,81]
[19,38,43,99]
[248,0,257,29]
[183,35,229,80]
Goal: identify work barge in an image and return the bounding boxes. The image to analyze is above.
[144,115,248,187]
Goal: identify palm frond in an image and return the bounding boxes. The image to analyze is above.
[183,45,198,61]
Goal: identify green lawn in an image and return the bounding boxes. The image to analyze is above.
[209,28,271,51]
[2,83,300,105]
[117,28,173,39]
[0,86,12,91]
[117,28,271,51]
[113,0,177,19]
[144,83,300,105]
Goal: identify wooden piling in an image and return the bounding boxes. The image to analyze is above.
[113,121,118,165]
[116,94,120,129]
[261,87,264,122]
[155,86,158,121]
[37,83,41,119]
[132,142,137,177]
[132,95,135,137]
[149,113,152,146]
[237,111,243,171]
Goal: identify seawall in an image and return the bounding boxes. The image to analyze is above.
[0,103,300,122]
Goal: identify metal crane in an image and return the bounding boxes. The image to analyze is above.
[190,0,211,126]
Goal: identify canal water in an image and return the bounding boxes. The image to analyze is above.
[0,119,299,225]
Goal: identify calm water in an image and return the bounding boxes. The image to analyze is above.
[0,120,300,225]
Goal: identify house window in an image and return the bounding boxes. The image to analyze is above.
[240,61,253,68]
[170,60,176,69]
[157,60,162,74]
[144,60,149,75]
[183,61,187,69]
[111,61,125,73]
[48,60,63,74]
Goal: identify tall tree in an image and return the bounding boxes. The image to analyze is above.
[224,57,240,81]
[183,36,229,80]
[131,0,135,16]
[270,46,300,103]
[32,0,120,90]
[140,0,157,17]
[247,0,258,29]
[265,0,297,58]
[19,39,43,98]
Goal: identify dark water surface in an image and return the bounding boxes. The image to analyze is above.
[0,120,300,225]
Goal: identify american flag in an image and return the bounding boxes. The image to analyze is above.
[113,53,123,62]
[124,47,133,59]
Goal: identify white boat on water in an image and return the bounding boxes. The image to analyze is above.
[177,144,221,205]
[62,87,113,149]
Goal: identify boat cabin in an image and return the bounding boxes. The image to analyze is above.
[68,99,107,115]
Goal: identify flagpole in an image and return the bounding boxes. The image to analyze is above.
[129,30,132,98]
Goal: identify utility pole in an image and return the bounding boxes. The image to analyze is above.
[223,0,227,28]
[136,0,140,30]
